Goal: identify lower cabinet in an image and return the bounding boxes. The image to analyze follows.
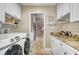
[70,47,79,55]
[52,37,64,55]
[51,36,79,55]
[61,43,71,55]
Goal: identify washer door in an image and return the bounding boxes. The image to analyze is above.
[5,45,23,55]
[24,37,30,55]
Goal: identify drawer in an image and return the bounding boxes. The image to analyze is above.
[70,47,79,55]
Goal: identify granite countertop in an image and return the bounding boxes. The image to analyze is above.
[50,32,79,51]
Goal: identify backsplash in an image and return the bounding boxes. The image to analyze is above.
[62,22,79,34]
[55,22,79,34]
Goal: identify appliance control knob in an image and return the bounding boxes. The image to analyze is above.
[15,36,20,40]
[27,33,29,37]
[10,38,14,42]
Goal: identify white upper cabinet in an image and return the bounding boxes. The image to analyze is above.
[57,4,63,19]
[5,3,21,20]
[0,3,5,23]
[70,3,79,22]
[62,3,70,16]
[57,4,61,19]
[57,3,70,20]
[16,4,21,19]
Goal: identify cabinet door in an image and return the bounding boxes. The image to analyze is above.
[54,40,69,55]
[61,43,71,55]
[51,37,71,55]
[51,37,59,55]
[52,39,61,55]
[70,3,79,22]
[57,3,70,19]
[16,4,21,19]
[57,4,62,19]
[62,3,70,16]
[51,37,79,55]
[59,41,79,55]
[70,47,79,55]
[54,39,63,55]
[5,3,16,17]
[5,3,21,19]
[0,3,5,23]
[51,37,64,55]
[13,4,21,19]
[57,4,60,19]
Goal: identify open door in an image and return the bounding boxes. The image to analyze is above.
[29,12,45,48]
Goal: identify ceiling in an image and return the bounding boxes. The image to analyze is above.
[21,3,57,6]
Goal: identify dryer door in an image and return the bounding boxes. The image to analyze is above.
[5,44,23,55]
[24,37,30,55]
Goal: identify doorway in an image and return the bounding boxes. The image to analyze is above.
[29,12,45,49]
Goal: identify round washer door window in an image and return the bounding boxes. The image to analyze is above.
[5,45,23,55]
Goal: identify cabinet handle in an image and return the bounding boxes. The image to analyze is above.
[60,43,63,46]
[74,54,78,55]
[64,52,67,55]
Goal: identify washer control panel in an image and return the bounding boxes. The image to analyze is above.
[10,36,21,43]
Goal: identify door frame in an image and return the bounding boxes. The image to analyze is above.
[29,12,46,49]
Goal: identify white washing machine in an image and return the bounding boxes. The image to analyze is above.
[0,33,30,55]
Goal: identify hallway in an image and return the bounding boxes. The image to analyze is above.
[30,13,52,55]
[31,36,52,55]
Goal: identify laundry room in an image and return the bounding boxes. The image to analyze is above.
[1,2,79,56]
